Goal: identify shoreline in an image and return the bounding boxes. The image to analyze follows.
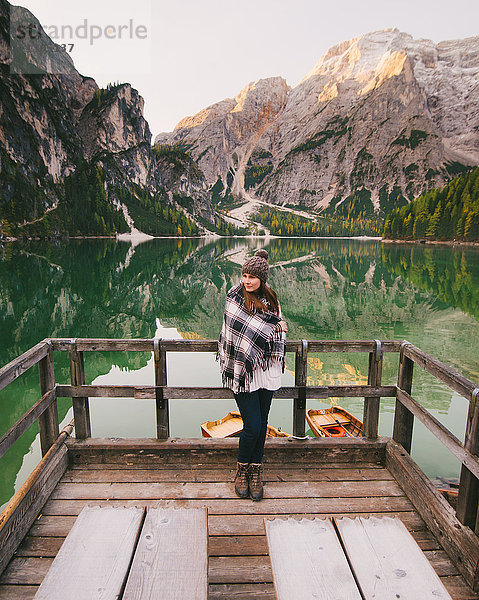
[382,238,479,248]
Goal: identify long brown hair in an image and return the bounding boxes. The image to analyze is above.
[242,281,280,315]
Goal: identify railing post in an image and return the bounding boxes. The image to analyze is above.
[69,339,91,439]
[456,388,479,529]
[293,340,308,437]
[363,339,383,439]
[154,339,169,439]
[38,341,59,455]
[393,341,414,453]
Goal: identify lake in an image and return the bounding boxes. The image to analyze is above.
[1,237,479,510]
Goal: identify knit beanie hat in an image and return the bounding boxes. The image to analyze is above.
[242,249,269,283]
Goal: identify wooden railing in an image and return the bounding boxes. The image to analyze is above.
[1,337,479,532]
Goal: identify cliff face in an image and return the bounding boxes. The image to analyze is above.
[0,0,214,234]
[155,77,290,201]
[157,29,479,214]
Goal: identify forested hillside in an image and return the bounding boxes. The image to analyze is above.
[383,169,479,241]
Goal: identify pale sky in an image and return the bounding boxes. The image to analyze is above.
[16,0,479,138]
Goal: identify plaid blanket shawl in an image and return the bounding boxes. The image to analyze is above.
[218,282,285,394]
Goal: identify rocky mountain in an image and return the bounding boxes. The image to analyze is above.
[0,0,215,237]
[157,29,479,216]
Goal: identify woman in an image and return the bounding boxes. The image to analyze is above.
[218,249,287,501]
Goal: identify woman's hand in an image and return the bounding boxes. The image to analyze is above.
[278,320,288,332]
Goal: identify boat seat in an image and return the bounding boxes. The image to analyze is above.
[265,515,453,599]
[34,506,208,600]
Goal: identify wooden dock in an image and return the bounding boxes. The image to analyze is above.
[1,338,479,598]
[0,437,477,599]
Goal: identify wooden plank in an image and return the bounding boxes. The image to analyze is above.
[209,556,272,584]
[0,390,55,460]
[61,466,395,483]
[38,346,59,456]
[393,345,415,453]
[386,439,479,591]
[457,390,479,529]
[123,507,207,600]
[28,510,425,538]
[208,531,437,556]
[336,516,453,599]
[65,436,387,462]
[209,535,267,556]
[208,550,458,584]
[265,517,362,599]
[363,342,383,439]
[442,576,479,600]
[56,384,395,400]
[33,506,144,600]
[307,340,401,353]
[0,425,72,575]
[293,340,308,437]
[208,583,275,600]
[69,347,91,439]
[40,496,414,516]
[49,338,402,354]
[0,586,37,599]
[0,558,52,585]
[49,479,406,500]
[69,460,387,471]
[403,343,477,400]
[397,388,479,480]
[0,341,49,392]
[154,339,169,439]
[16,537,64,557]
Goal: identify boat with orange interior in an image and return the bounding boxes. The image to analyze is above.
[201,411,290,438]
[306,406,363,437]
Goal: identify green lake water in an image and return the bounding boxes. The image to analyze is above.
[1,237,479,510]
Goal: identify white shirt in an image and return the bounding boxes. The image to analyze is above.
[250,330,285,392]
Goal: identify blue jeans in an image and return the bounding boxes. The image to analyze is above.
[234,388,274,464]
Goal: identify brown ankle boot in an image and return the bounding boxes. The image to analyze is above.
[234,462,250,498]
[249,463,263,501]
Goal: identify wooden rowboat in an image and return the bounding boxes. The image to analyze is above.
[201,411,290,438]
[306,406,363,437]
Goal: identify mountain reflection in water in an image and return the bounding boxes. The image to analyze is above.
[1,237,479,507]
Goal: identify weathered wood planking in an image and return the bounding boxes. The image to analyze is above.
[336,516,453,599]
[0,425,71,576]
[0,341,49,392]
[65,437,387,468]
[16,528,441,558]
[55,383,395,399]
[403,343,477,400]
[61,466,395,483]
[386,439,479,592]
[0,390,55,460]
[40,496,415,516]
[293,340,308,436]
[28,510,426,538]
[33,506,144,600]
[69,346,91,439]
[38,345,59,456]
[0,551,460,586]
[396,388,479,479]
[265,517,362,599]
[363,342,383,439]
[456,389,479,530]
[49,338,402,353]
[49,479,405,500]
[393,343,415,453]
[123,508,208,599]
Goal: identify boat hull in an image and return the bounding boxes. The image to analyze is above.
[201,411,290,438]
[306,407,363,437]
